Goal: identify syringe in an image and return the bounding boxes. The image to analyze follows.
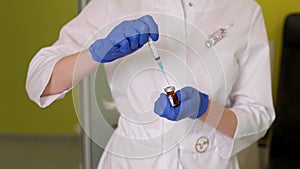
[148,38,170,85]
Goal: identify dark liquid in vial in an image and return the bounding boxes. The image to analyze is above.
[164,86,180,107]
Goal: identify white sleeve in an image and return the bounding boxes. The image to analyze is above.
[25,0,109,108]
[215,6,276,159]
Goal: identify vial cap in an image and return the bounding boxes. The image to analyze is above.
[164,86,176,93]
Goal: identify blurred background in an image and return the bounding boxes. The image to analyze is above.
[0,0,299,169]
[0,1,80,169]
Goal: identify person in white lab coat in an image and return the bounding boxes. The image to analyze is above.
[26,0,275,168]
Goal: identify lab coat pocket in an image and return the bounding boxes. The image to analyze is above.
[177,122,227,169]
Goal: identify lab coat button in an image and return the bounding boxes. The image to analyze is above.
[188,2,193,7]
[195,136,209,153]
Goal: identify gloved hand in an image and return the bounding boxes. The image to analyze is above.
[154,87,209,121]
[89,15,159,63]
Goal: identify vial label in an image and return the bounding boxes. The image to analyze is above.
[168,95,175,107]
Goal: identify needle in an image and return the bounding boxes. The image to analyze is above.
[148,38,170,84]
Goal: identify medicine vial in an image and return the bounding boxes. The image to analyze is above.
[205,23,233,48]
[205,28,227,48]
[164,86,180,107]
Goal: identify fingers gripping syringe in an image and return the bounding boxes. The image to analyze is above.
[148,38,170,84]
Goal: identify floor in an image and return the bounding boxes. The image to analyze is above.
[0,134,81,169]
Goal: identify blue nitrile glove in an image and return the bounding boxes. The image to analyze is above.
[89,15,159,63]
[154,87,209,121]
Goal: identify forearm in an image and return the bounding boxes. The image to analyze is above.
[42,50,99,96]
[199,100,237,138]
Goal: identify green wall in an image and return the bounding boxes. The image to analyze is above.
[256,0,300,99]
[0,0,78,134]
[1,1,300,135]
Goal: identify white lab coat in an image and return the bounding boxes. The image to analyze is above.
[26,0,275,168]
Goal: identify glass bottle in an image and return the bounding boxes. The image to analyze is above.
[164,86,180,107]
